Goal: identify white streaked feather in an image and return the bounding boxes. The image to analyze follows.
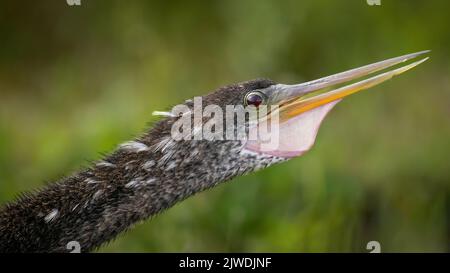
[71,204,80,212]
[85,178,99,184]
[119,141,149,152]
[152,137,172,152]
[96,161,116,168]
[92,190,103,200]
[44,209,59,223]
[152,111,176,117]
[125,179,140,188]
[142,160,155,171]
[144,178,157,185]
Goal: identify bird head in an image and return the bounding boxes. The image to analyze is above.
[150,51,428,180]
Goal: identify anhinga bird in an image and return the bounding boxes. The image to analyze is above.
[0,51,429,252]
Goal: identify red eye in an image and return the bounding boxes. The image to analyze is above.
[245,92,265,107]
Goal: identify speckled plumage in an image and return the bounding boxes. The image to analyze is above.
[0,79,285,253]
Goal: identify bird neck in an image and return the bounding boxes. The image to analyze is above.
[0,119,250,252]
[0,114,283,252]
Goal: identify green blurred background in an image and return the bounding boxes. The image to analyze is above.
[0,0,449,252]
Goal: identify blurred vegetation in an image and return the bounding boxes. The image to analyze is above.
[0,0,449,252]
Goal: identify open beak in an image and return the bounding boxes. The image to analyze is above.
[273,50,429,122]
[245,50,429,157]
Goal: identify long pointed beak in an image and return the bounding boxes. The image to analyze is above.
[272,50,429,122]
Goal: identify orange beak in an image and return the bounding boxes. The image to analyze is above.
[269,50,429,122]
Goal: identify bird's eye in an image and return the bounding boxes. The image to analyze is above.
[244,91,265,107]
